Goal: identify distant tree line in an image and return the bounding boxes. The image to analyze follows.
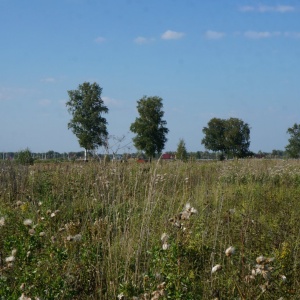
[2,81,299,163]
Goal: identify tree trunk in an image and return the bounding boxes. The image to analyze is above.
[84,149,87,162]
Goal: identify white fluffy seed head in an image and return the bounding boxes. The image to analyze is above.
[23,219,33,227]
[225,246,235,257]
[211,264,222,273]
[162,243,170,250]
[5,255,15,263]
[160,233,169,243]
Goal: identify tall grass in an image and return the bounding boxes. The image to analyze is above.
[0,159,299,299]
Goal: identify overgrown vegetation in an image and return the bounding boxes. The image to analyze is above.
[0,159,300,299]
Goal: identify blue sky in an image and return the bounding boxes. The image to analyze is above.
[1,0,300,154]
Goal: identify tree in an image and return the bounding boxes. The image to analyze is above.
[130,96,169,159]
[176,139,188,161]
[66,82,109,161]
[285,123,300,158]
[202,117,251,159]
[15,148,34,165]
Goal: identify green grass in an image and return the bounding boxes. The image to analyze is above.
[0,159,300,299]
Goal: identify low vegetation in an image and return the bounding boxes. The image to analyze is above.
[0,159,300,299]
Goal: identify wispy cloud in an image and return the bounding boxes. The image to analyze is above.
[244,31,281,39]
[284,31,300,38]
[40,77,56,83]
[0,87,36,102]
[102,96,122,108]
[94,36,106,44]
[134,36,155,44]
[161,30,185,40]
[239,5,295,13]
[205,30,226,40]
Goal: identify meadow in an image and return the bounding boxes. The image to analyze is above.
[0,159,299,299]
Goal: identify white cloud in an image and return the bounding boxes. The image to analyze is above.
[239,5,295,13]
[244,31,281,39]
[161,30,185,40]
[239,6,255,12]
[102,96,121,107]
[94,36,106,43]
[205,30,226,40]
[134,36,155,44]
[40,77,56,83]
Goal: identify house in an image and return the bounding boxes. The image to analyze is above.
[161,153,175,160]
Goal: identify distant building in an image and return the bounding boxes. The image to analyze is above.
[161,153,175,160]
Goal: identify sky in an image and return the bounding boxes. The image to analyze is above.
[1,0,300,154]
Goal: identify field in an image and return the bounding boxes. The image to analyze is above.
[0,159,300,299]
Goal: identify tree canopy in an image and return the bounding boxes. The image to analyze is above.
[66,82,109,157]
[285,123,300,158]
[202,117,251,159]
[130,96,169,158]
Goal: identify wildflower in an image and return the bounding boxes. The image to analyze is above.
[11,249,17,256]
[225,246,235,257]
[38,201,42,206]
[117,293,124,300]
[50,212,56,218]
[0,216,5,226]
[39,232,45,237]
[23,219,33,227]
[211,264,222,273]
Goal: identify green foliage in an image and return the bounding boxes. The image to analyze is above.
[15,148,34,165]
[285,123,300,158]
[130,96,169,158]
[202,117,251,159]
[66,82,109,152]
[176,139,188,161]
